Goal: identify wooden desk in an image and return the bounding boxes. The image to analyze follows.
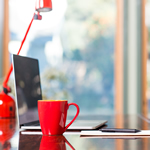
[1,114,150,150]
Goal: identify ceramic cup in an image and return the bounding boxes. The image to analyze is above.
[39,135,75,150]
[38,100,79,135]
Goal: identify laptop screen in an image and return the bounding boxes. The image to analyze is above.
[13,55,42,125]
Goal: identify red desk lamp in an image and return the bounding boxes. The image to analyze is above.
[0,0,52,118]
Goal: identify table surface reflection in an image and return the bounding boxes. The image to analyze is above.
[1,114,150,150]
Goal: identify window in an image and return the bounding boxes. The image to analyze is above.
[9,0,116,115]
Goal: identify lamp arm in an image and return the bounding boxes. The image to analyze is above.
[3,13,35,94]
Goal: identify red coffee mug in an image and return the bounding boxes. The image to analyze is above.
[38,100,79,135]
[39,135,75,150]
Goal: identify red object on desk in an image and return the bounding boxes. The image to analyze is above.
[0,91,15,118]
[38,100,79,135]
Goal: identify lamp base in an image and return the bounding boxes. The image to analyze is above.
[0,91,16,118]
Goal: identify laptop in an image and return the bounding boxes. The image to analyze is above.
[12,54,107,130]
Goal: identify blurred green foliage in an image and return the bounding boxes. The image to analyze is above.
[41,68,72,101]
[43,0,116,114]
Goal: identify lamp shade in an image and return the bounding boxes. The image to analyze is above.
[35,0,52,12]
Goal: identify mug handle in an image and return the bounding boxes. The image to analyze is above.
[64,103,79,131]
